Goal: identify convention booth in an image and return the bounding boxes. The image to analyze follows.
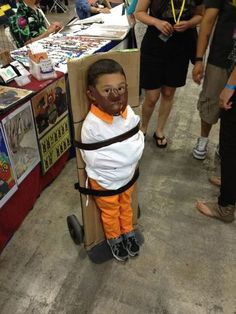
[0,4,133,252]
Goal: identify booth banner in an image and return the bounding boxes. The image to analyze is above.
[31,76,68,139]
[39,115,71,174]
[0,124,18,208]
[2,101,40,184]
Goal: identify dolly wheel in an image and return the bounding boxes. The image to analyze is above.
[67,215,84,245]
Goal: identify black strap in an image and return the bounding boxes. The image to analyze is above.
[74,122,140,150]
[74,168,139,196]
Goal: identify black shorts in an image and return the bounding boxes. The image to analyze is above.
[140,27,194,90]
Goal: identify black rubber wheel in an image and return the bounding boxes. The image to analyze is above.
[137,205,141,219]
[67,215,84,245]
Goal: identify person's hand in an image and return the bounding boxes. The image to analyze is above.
[52,21,63,31]
[127,14,136,26]
[173,21,191,32]
[100,7,110,13]
[192,61,204,85]
[155,19,173,36]
[219,87,234,110]
[47,24,59,34]
[47,22,63,34]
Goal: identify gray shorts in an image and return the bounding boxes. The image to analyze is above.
[197,63,230,125]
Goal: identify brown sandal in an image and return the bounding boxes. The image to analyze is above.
[196,200,235,223]
[153,133,167,148]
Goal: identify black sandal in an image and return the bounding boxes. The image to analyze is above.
[153,132,167,148]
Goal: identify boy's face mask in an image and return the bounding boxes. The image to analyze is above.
[89,85,128,116]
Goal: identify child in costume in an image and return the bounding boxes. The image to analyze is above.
[80,59,144,262]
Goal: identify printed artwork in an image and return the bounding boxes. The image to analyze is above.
[10,36,110,72]
[2,101,40,184]
[39,115,71,174]
[31,76,68,139]
[0,86,33,111]
[79,24,129,40]
[0,124,17,208]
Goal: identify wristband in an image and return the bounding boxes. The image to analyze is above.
[195,57,203,62]
[225,84,236,90]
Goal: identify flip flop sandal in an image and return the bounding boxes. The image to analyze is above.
[153,132,167,148]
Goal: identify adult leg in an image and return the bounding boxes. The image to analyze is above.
[155,86,176,145]
[196,105,236,222]
[218,106,236,207]
[200,119,212,137]
[193,64,228,159]
[141,88,161,134]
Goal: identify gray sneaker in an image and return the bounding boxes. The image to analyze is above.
[123,232,140,257]
[107,236,128,262]
[193,137,208,160]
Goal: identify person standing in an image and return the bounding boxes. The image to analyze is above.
[196,64,236,222]
[135,0,203,147]
[192,0,236,160]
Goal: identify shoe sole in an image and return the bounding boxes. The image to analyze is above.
[193,151,206,160]
[112,254,129,262]
[127,249,139,257]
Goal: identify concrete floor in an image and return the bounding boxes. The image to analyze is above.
[0,2,236,314]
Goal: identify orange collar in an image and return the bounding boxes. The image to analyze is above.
[90,104,128,124]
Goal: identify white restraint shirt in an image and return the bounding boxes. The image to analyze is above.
[81,104,145,190]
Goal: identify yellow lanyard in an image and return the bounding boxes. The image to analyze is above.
[171,0,186,24]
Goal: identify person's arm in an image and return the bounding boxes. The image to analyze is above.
[103,0,112,9]
[135,0,173,36]
[219,66,236,110]
[173,4,204,32]
[192,7,219,84]
[24,23,61,45]
[90,6,110,13]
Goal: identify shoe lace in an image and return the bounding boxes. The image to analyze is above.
[111,242,122,255]
[197,138,208,150]
[127,236,138,247]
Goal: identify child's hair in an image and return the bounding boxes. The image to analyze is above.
[87,59,126,87]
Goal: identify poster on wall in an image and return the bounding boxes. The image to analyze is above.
[31,76,68,139]
[2,101,40,184]
[0,86,33,112]
[0,124,18,208]
[39,115,71,174]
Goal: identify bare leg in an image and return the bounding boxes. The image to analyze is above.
[201,119,212,137]
[155,86,176,144]
[141,88,161,134]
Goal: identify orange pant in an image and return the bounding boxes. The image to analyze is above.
[89,179,134,240]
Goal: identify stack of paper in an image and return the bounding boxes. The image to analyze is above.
[79,23,129,40]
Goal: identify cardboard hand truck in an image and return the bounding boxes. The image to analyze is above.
[67,49,142,263]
